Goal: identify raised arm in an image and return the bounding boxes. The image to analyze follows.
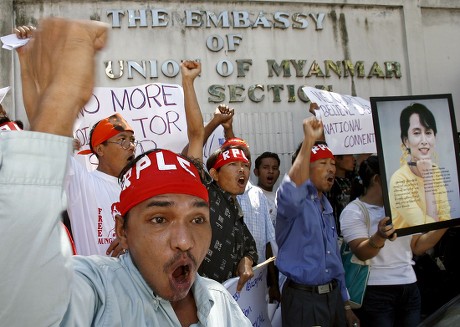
[181,60,204,161]
[0,17,108,325]
[288,116,324,186]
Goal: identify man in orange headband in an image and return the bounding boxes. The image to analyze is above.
[65,111,137,256]
[275,117,359,327]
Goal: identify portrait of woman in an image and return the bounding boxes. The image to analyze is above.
[388,103,451,229]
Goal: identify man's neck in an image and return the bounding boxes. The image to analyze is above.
[317,190,323,199]
[171,291,198,326]
[335,168,347,178]
[96,163,119,178]
[360,189,383,206]
[257,182,272,192]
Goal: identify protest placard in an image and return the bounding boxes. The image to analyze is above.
[223,258,275,327]
[302,86,376,155]
[73,83,188,168]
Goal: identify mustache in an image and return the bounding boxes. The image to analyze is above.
[163,251,198,273]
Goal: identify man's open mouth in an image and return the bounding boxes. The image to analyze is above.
[172,264,190,283]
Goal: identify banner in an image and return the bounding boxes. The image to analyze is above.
[302,86,376,155]
[73,83,188,168]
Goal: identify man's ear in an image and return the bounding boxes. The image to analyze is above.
[94,143,104,157]
[115,214,128,249]
[209,167,219,181]
[253,168,259,177]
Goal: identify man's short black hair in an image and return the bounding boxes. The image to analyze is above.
[254,152,280,169]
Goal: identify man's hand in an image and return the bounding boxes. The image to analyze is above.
[308,102,319,116]
[376,217,397,241]
[106,237,126,257]
[14,25,35,39]
[302,116,324,142]
[16,17,109,135]
[345,305,360,327]
[214,104,234,128]
[181,60,201,82]
[236,256,254,292]
[268,285,281,303]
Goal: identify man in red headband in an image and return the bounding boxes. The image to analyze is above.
[181,103,258,290]
[197,139,259,292]
[275,116,359,327]
[1,18,251,326]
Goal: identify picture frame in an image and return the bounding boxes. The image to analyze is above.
[370,94,460,236]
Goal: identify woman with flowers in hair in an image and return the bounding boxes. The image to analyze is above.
[389,103,451,229]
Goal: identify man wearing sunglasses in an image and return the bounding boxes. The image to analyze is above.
[66,111,137,256]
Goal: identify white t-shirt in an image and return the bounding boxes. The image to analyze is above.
[66,157,120,256]
[261,188,277,228]
[340,199,417,286]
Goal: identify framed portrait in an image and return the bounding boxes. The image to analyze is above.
[370,94,460,236]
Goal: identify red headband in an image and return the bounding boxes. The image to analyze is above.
[0,121,21,131]
[310,144,334,162]
[78,113,133,155]
[117,150,209,216]
[213,148,249,170]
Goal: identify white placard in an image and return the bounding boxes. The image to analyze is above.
[223,258,275,327]
[73,83,189,169]
[0,33,29,50]
[302,86,376,155]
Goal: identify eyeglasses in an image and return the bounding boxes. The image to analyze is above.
[106,138,138,150]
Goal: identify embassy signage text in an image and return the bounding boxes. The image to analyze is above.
[107,9,326,30]
[104,9,402,104]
